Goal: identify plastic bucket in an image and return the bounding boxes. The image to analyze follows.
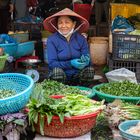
[89,37,109,65]
[73,4,93,21]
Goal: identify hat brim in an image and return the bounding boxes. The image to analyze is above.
[43,8,89,33]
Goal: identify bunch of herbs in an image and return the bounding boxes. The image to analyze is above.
[27,92,104,135]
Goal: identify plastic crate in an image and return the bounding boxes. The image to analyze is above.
[108,55,140,82]
[112,33,140,61]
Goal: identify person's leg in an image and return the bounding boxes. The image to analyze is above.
[79,66,95,86]
[66,73,80,86]
[49,67,67,84]
[0,10,9,34]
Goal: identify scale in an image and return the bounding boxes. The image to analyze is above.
[22,58,41,82]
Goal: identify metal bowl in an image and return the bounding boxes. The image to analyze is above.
[23,59,41,65]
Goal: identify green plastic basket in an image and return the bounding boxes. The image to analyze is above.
[0,54,8,72]
[72,86,95,98]
[93,83,140,104]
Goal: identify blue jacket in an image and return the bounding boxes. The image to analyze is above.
[44,31,90,77]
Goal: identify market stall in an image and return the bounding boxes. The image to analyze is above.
[0,1,140,140]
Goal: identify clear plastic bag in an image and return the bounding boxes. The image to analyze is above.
[105,68,137,83]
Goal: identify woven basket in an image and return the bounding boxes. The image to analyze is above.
[0,73,34,115]
[0,54,8,72]
[34,110,100,138]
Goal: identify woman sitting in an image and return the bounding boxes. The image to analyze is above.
[43,8,94,86]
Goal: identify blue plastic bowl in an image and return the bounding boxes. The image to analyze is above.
[0,43,17,57]
[119,120,140,140]
[15,41,35,58]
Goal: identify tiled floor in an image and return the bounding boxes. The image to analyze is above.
[34,132,91,140]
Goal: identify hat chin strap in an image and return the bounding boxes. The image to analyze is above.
[74,22,85,32]
[49,19,85,34]
[49,19,58,31]
[58,28,74,38]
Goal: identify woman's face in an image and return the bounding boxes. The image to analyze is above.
[57,16,76,35]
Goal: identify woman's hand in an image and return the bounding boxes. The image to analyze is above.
[80,54,90,66]
[70,59,87,69]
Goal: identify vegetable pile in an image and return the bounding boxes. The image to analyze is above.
[127,121,140,135]
[28,94,104,135]
[0,113,27,138]
[27,80,104,135]
[32,79,91,97]
[104,100,140,128]
[0,89,16,99]
[97,80,140,97]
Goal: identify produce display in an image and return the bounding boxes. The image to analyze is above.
[32,79,91,97]
[119,120,140,140]
[28,94,104,135]
[96,80,140,97]
[127,122,140,135]
[27,80,104,135]
[104,100,140,128]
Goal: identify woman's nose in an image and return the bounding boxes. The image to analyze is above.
[61,23,66,27]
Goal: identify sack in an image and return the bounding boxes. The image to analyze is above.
[111,16,134,33]
[105,68,137,83]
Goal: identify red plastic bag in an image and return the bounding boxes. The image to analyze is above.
[73,4,93,21]
[27,0,38,7]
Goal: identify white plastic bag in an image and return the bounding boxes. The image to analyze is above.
[105,68,137,83]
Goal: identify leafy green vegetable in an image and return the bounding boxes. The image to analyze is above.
[31,80,89,101]
[0,89,16,99]
[97,80,140,97]
[27,94,104,135]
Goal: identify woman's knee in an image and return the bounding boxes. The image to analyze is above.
[49,67,66,83]
[79,66,95,81]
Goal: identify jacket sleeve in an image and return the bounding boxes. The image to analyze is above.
[79,35,92,66]
[80,36,90,55]
[45,38,72,70]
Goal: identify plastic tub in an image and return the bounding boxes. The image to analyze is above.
[0,43,17,57]
[119,120,140,140]
[93,83,140,104]
[15,41,35,58]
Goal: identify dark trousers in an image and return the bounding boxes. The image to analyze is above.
[49,66,95,86]
[0,9,10,34]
